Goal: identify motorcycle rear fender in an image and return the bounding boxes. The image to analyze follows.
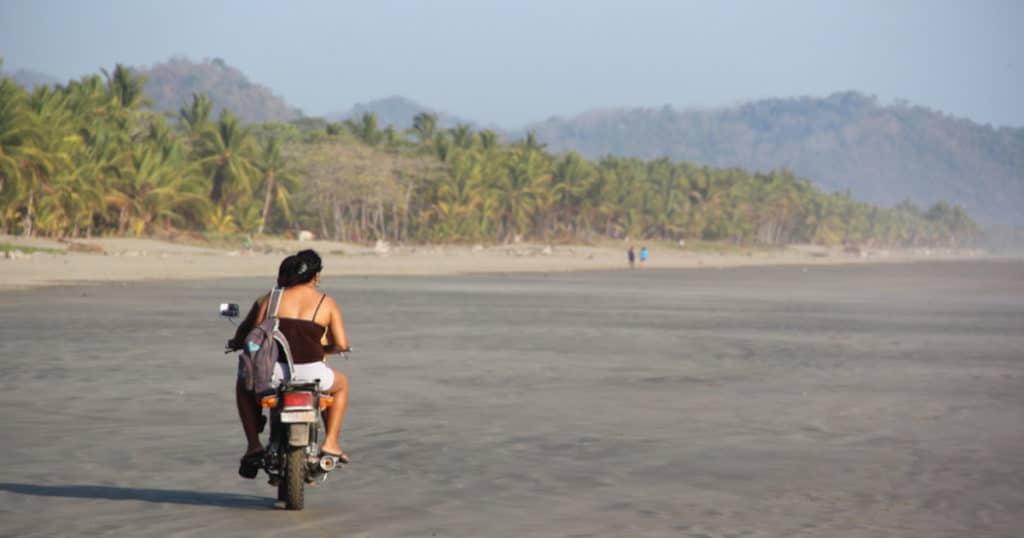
[289,423,310,447]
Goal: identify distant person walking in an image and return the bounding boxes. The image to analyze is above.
[627,246,636,269]
[639,246,648,268]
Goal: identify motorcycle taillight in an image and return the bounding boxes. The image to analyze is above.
[283,391,314,408]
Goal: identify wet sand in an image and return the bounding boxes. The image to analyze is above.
[1,260,1022,537]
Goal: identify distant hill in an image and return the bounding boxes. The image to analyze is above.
[2,68,60,89]
[328,95,474,130]
[140,57,302,123]
[527,92,1024,224]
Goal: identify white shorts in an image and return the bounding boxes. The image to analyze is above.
[271,361,335,392]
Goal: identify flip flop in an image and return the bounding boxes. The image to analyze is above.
[238,450,265,479]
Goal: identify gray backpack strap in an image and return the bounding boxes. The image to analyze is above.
[266,287,297,379]
[267,287,283,320]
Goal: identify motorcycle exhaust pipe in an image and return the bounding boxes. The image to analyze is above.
[319,455,338,472]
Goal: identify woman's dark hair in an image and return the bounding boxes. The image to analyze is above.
[277,249,323,288]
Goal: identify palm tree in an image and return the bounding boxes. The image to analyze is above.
[107,146,207,235]
[478,130,499,152]
[381,125,398,146]
[521,130,546,152]
[198,110,258,206]
[449,123,474,149]
[574,168,604,242]
[62,74,109,122]
[19,86,76,236]
[0,79,40,232]
[207,205,238,235]
[645,158,685,238]
[254,136,298,234]
[490,147,550,241]
[234,203,264,236]
[686,166,737,240]
[596,157,645,239]
[411,112,437,146]
[35,83,115,238]
[439,149,484,239]
[36,159,106,237]
[179,93,213,144]
[103,64,150,110]
[348,112,380,145]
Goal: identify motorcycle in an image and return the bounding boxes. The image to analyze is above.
[220,301,344,510]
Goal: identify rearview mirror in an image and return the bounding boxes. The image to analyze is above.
[220,303,240,318]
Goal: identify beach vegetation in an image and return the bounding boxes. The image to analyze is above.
[0,63,979,248]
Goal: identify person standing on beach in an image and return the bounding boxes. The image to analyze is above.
[639,246,648,268]
[627,246,636,269]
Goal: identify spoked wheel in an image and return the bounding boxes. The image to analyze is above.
[284,447,305,510]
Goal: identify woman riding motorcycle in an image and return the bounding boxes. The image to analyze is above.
[227,249,351,478]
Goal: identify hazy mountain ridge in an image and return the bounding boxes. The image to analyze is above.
[328,95,475,130]
[527,92,1024,224]
[140,57,302,123]
[2,68,60,89]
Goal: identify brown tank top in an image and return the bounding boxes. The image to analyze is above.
[277,294,327,364]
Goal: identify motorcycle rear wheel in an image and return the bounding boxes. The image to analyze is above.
[284,447,305,510]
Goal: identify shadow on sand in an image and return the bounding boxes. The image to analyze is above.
[0,482,271,509]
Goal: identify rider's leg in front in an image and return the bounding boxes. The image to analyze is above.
[235,378,263,455]
[320,369,349,461]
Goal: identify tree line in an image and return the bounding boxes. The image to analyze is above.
[0,63,978,247]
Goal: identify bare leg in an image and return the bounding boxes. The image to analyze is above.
[320,369,349,459]
[235,379,263,455]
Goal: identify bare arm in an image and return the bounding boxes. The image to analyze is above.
[226,294,269,350]
[322,296,349,354]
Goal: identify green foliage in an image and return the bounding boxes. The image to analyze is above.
[0,66,295,239]
[0,67,978,247]
[0,243,64,255]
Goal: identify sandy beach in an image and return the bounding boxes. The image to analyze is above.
[0,235,993,291]
[1,258,1022,537]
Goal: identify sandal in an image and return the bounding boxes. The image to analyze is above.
[320,448,350,464]
[238,450,265,479]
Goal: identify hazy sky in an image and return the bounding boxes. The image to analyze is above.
[1,0,1021,128]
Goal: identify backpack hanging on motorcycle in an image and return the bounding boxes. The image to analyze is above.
[238,288,295,394]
